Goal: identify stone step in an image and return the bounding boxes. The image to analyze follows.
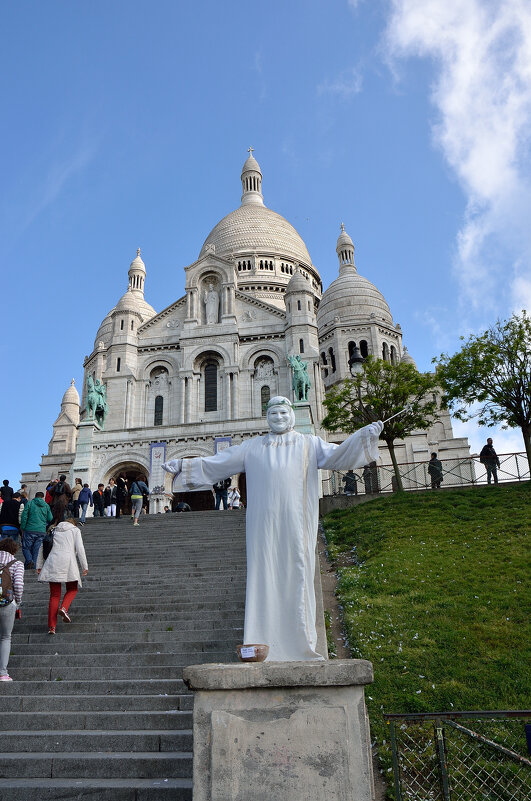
[8,656,235,681]
[0,752,192,779]
[0,679,186,695]
[0,694,193,712]
[9,645,239,666]
[0,778,192,801]
[0,730,192,752]
[0,710,192,731]
[12,634,242,653]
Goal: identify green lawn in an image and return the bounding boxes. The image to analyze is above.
[322,483,531,790]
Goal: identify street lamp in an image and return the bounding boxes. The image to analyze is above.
[348,345,364,377]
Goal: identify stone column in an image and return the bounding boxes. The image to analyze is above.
[183,660,375,801]
[224,372,231,420]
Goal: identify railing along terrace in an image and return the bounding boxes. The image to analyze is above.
[322,452,529,496]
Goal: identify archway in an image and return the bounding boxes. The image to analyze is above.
[104,462,147,516]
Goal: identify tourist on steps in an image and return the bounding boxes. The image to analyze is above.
[130,475,150,526]
[36,519,88,635]
[0,538,24,681]
[104,478,117,517]
[20,491,53,569]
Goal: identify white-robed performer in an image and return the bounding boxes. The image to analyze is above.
[162,397,383,661]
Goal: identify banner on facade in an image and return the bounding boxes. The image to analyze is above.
[149,442,166,493]
[215,436,231,453]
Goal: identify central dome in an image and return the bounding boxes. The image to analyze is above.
[199,204,312,266]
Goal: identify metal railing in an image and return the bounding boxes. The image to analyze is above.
[384,711,531,801]
[322,452,529,496]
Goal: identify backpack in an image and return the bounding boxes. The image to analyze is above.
[0,559,16,607]
[54,482,65,496]
[42,528,56,561]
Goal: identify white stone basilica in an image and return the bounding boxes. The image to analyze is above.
[23,152,470,507]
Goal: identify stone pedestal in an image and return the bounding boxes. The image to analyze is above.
[70,420,102,489]
[293,401,315,434]
[183,660,375,801]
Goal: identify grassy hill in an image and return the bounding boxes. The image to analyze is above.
[322,483,530,786]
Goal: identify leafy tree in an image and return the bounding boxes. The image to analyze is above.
[435,311,531,472]
[321,357,439,491]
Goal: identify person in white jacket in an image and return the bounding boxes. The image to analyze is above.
[36,520,88,635]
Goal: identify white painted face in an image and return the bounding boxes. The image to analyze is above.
[267,405,293,434]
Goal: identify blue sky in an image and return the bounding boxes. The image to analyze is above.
[2,0,530,484]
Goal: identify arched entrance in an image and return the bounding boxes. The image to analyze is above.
[104,462,148,516]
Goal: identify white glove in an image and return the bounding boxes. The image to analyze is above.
[368,420,384,437]
[162,459,182,475]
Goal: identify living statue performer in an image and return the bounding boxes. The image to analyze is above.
[287,354,311,402]
[162,397,383,661]
[203,282,219,325]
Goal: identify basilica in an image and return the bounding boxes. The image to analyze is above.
[22,152,470,508]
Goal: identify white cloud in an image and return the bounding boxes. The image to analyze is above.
[317,67,363,98]
[384,0,531,317]
[452,417,525,458]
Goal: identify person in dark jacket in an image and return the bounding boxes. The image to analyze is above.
[213,478,231,510]
[51,476,72,524]
[130,476,149,526]
[92,484,105,517]
[20,492,53,568]
[427,452,443,490]
[342,470,358,495]
[0,481,13,504]
[0,493,22,539]
[480,438,500,485]
[78,485,93,525]
[115,474,127,519]
[103,479,117,517]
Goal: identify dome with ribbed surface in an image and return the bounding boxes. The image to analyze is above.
[61,379,79,407]
[199,204,312,266]
[316,266,393,329]
[115,288,156,319]
[285,270,311,293]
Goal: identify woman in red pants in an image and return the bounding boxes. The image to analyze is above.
[36,519,88,634]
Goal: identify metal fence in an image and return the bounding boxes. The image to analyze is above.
[322,452,529,496]
[385,711,531,801]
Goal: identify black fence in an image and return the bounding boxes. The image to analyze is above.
[384,711,531,801]
[322,452,529,496]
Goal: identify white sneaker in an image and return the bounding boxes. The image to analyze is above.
[133,522,139,526]
[0,674,13,681]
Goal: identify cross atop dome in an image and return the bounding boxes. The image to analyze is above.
[247,146,255,157]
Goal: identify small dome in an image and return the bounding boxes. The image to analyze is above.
[241,154,262,176]
[94,309,115,348]
[401,346,418,369]
[317,269,393,329]
[62,378,80,407]
[129,248,145,272]
[115,288,156,319]
[336,222,354,249]
[285,271,310,294]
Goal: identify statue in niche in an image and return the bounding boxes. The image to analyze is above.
[287,354,311,402]
[203,282,219,325]
[162,397,383,661]
[86,376,108,429]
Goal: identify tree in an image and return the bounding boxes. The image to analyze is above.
[435,311,531,472]
[321,357,439,491]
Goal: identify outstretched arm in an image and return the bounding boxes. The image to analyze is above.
[162,443,248,489]
[316,421,383,470]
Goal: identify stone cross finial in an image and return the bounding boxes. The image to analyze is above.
[137,248,141,256]
[340,222,345,232]
[247,146,255,158]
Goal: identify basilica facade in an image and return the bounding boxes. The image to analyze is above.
[23,152,470,507]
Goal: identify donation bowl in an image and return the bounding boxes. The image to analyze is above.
[236,644,269,663]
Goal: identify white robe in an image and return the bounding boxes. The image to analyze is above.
[171,424,379,661]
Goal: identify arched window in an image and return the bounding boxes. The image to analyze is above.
[321,351,328,365]
[116,358,121,372]
[297,300,301,310]
[328,347,336,372]
[261,385,270,416]
[299,339,304,354]
[382,342,389,362]
[131,320,134,331]
[348,341,356,360]
[154,395,163,426]
[204,362,218,412]
[120,319,124,331]
[360,340,368,358]
[390,345,397,365]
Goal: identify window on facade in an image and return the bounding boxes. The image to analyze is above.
[321,351,327,365]
[390,345,397,365]
[131,320,134,331]
[328,347,336,372]
[382,343,389,361]
[154,395,163,426]
[261,385,270,416]
[348,341,356,360]
[360,340,368,358]
[120,319,124,331]
[299,339,304,354]
[204,362,218,412]
[297,300,301,310]
[116,358,121,372]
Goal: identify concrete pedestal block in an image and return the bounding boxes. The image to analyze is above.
[183,660,375,801]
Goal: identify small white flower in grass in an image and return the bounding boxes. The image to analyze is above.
[416,690,422,694]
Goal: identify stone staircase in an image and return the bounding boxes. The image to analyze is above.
[0,510,246,799]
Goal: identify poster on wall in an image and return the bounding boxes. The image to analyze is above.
[149,442,166,493]
[215,436,231,454]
